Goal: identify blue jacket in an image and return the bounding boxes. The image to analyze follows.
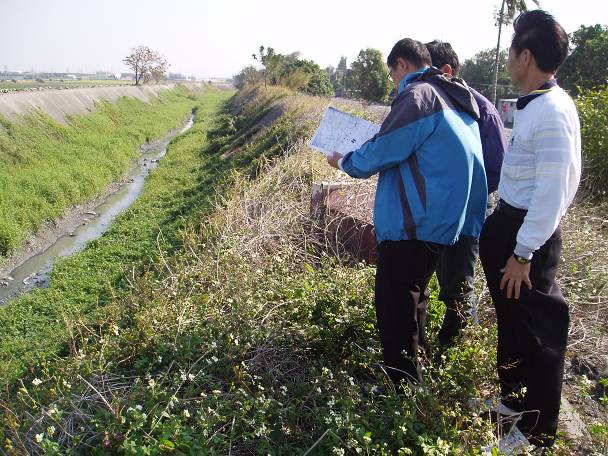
[340,67,488,245]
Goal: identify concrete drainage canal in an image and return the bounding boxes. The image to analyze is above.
[0,115,195,305]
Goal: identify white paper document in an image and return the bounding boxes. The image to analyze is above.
[309,107,381,156]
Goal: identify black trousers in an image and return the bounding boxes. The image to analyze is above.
[375,240,439,385]
[479,205,569,447]
[436,235,479,347]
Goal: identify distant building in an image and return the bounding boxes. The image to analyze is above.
[95,71,118,80]
[2,72,24,80]
[168,72,187,81]
[207,77,231,83]
[499,98,517,126]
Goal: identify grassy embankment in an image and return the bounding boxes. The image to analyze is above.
[0,85,199,258]
[1,86,606,454]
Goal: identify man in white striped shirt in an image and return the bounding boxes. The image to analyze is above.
[479,10,581,452]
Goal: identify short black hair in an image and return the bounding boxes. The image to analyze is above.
[511,10,569,73]
[387,38,432,69]
[425,41,460,76]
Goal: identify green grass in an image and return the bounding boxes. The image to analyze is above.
[0,87,500,455]
[0,85,198,258]
[1,86,602,454]
[0,88,239,384]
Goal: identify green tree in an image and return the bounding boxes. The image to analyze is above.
[559,24,608,94]
[491,0,539,103]
[349,49,391,102]
[281,59,334,96]
[248,46,334,96]
[233,65,262,90]
[304,68,334,96]
[335,56,348,93]
[575,87,608,196]
[252,46,287,87]
[460,48,519,101]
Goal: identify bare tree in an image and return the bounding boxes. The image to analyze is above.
[123,46,169,85]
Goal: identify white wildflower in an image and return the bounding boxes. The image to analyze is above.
[32,378,42,386]
[35,433,44,443]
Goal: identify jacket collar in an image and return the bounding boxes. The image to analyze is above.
[516,79,558,110]
[397,67,430,94]
[394,66,481,121]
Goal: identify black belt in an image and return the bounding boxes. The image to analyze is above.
[496,199,528,219]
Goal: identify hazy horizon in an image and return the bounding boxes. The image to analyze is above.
[1,0,605,79]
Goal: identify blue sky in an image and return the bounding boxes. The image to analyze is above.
[0,0,605,78]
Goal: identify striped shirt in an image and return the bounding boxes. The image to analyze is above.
[498,82,581,259]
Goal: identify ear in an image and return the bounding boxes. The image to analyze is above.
[522,49,533,67]
[440,64,453,76]
[397,57,408,71]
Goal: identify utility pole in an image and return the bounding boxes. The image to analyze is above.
[492,0,506,106]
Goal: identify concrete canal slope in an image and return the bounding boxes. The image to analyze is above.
[0,82,204,123]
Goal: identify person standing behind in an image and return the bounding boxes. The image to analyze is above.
[327,38,487,388]
[479,10,581,451]
[425,41,506,349]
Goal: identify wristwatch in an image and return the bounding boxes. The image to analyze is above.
[513,254,531,265]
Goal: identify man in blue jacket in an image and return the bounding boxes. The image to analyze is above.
[425,41,506,349]
[327,38,487,386]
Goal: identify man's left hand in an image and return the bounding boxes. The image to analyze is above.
[500,255,532,299]
[327,152,341,170]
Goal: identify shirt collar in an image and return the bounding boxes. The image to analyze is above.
[516,79,558,110]
[397,67,430,94]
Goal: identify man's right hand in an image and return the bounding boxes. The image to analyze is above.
[327,152,342,170]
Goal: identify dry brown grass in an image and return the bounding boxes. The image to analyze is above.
[560,201,608,371]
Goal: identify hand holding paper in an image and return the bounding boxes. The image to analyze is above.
[326,151,342,170]
[309,107,380,157]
